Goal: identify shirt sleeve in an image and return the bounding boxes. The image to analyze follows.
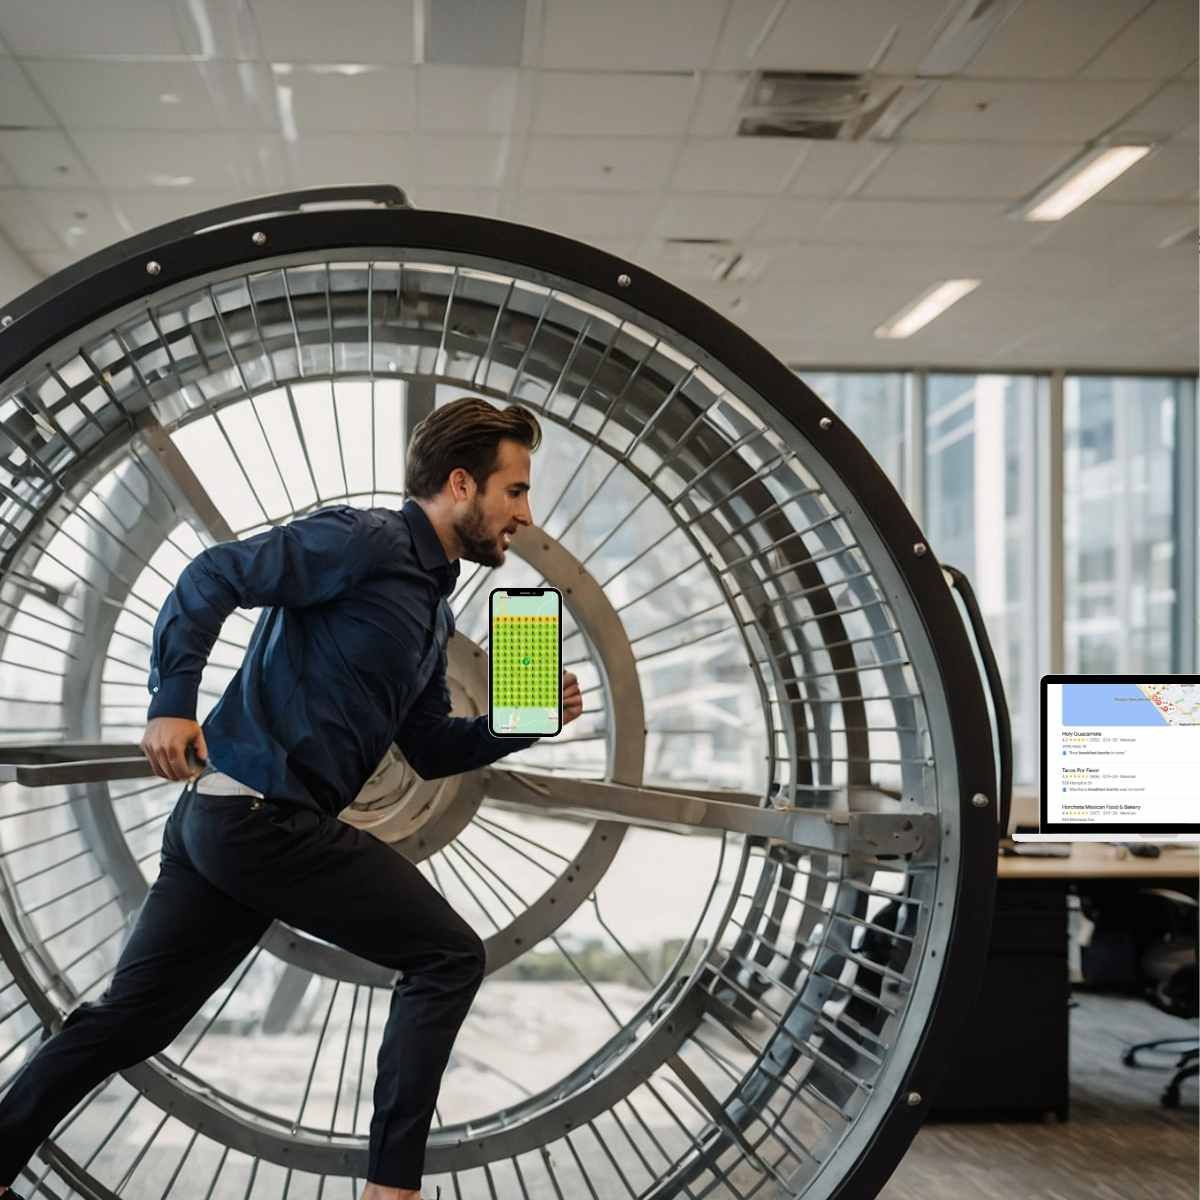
[394,661,541,780]
[147,506,380,722]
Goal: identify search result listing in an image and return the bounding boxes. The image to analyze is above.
[1046,682,1199,826]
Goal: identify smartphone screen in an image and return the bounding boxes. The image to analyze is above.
[489,587,562,736]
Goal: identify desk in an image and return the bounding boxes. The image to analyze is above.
[928,843,1199,1122]
[998,842,1200,880]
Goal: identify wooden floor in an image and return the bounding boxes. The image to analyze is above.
[881,991,1198,1200]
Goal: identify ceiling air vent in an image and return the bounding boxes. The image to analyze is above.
[737,70,903,141]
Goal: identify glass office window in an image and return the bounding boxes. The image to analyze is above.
[925,374,1043,783]
[800,372,907,494]
[1063,377,1190,674]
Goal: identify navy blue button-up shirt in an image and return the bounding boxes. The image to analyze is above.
[147,498,541,815]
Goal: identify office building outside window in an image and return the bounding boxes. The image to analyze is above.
[801,373,907,495]
[923,374,1043,785]
[1063,376,1191,675]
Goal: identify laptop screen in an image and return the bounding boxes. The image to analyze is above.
[1040,675,1200,837]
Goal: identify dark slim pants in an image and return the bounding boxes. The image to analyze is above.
[0,782,485,1191]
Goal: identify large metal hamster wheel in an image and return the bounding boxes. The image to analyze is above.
[0,186,1010,1200]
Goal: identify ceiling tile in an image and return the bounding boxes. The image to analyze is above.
[790,142,887,197]
[251,0,415,63]
[634,243,770,291]
[176,0,264,60]
[108,190,244,233]
[894,286,1068,356]
[275,65,417,133]
[0,0,184,56]
[509,191,662,240]
[817,200,1039,246]
[990,246,1197,298]
[26,60,275,132]
[588,237,649,265]
[426,0,524,68]
[521,137,678,192]
[30,189,127,255]
[541,0,726,71]
[408,187,500,216]
[0,131,95,189]
[743,278,947,342]
[1115,81,1200,140]
[689,73,750,137]
[761,240,1015,284]
[418,67,518,133]
[1096,144,1198,202]
[756,197,834,239]
[670,138,805,194]
[964,0,1145,79]
[1081,1,1199,80]
[533,72,696,136]
[903,79,1157,143]
[412,135,510,187]
[744,241,870,283]
[1033,201,1198,251]
[861,142,1075,201]
[0,238,39,299]
[879,0,1013,75]
[714,0,944,73]
[653,194,769,240]
[29,249,81,276]
[285,133,412,188]
[73,130,287,191]
[0,59,56,127]
[0,188,59,251]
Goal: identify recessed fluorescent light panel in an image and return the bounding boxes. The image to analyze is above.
[1013,144,1153,222]
[875,279,980,339]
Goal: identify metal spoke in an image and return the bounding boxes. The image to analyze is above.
[483,766,905,849]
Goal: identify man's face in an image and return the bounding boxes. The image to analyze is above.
[452,438,533,568]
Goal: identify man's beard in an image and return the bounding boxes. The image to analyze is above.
[454,498,503,567]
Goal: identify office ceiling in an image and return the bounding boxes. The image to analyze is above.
[0,0,1195,371]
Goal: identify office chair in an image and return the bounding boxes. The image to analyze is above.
[1120,888,1198,1109]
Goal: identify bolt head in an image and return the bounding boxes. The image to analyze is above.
[617,273,632,288]
[971,792,990,808]
[906,1091,922,1106]
[0,315,11,329]
[913,542,928,556]
[145,260,161,276]
[819,416,833,430]
[252,230,267,246]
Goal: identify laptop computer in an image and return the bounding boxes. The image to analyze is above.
[1012,674,1200,843]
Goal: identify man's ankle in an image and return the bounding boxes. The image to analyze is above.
[360,1183,422,1199]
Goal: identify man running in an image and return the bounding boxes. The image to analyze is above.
[0,396,583,1200]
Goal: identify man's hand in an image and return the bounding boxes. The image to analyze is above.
[562,670,583,726]
[140,717,208,782]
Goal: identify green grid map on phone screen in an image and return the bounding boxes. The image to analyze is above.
[491,591,560,734]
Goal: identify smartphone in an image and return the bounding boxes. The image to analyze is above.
[488,586,563,737]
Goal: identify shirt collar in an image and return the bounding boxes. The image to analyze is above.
[401,497,460,595]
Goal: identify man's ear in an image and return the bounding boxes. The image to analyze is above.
[449,467,472,504]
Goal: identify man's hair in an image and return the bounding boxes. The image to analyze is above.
[405,396,542,500]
